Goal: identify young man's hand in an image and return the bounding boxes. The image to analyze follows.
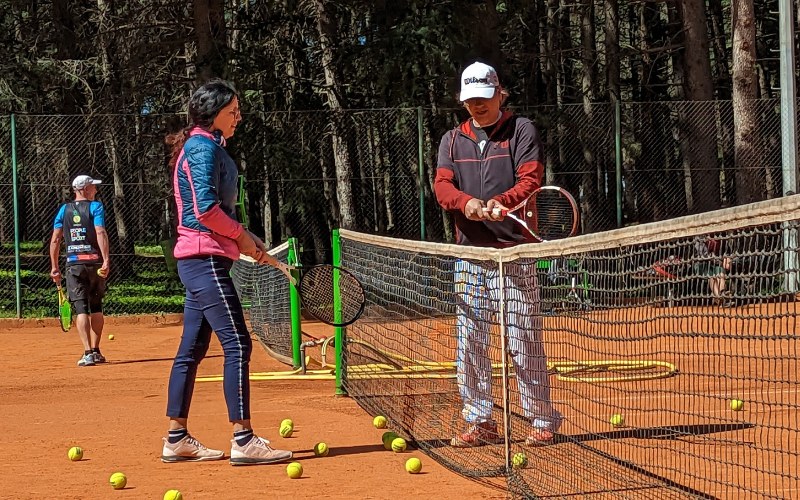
[485,199,509,221]
[463,198,487,221]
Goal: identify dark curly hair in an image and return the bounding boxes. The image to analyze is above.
[166,79,238,168]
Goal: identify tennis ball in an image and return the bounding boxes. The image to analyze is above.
[391,437,407,453]
[286,462,303,479]
[610,413,625,427]
[512,452,528,469]
[108,334,115,340]
[109,472,127,490]
[730,399,744,411]
[164,490,183,500]
[281,418,294,428]
[67,446,83,461]
[373,415,387,429]
[97,268,107,278]
[279,424,294,438]
[381,431,399,450]
[313,442,329,457]
[405,457,422,474]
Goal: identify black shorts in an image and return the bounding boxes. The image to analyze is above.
[66,264,106,313]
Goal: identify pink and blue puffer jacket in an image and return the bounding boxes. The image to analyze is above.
[172,127,244,260]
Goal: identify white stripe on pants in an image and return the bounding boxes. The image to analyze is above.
[454,259,562,431]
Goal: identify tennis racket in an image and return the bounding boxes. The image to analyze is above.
[57,284,72,332]
[239,255,366,327]
[299,265,366,327]
[484,185,579,242]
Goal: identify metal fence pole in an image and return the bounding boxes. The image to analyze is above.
[615,100,623,228]
[417,107,426,240]
[11,114,21,318]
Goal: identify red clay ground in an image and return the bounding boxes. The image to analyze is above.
[0,315,503,500]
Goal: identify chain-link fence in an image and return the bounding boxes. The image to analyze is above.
[1,99,797,317]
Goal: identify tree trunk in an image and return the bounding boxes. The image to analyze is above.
[605,0,620,103]
[679,0,720,213]
[312,0,357,230]
[193,0,227,81]
[707,0,731,99]
[580,0,598,233]
[732,0,762,205]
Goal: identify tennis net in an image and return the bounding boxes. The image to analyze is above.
[232,241,294,365]
[338,195,800,499]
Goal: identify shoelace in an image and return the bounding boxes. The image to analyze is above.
[185,436,207,450]
[252,437,273,450]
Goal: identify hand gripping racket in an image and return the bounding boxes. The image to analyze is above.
[57,283,72,332]
[484,185,579,242]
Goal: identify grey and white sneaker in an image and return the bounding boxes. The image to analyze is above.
[77,353,96,367]
[93,351,107,363]
[161,435,225,463]
[230,435,292,466]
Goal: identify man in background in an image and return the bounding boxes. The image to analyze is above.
[50,175,111,366]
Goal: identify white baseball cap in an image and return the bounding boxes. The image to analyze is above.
[72,175,102,190]
[459,62,500,101]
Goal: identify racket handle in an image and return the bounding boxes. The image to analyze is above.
[481,207,508,217]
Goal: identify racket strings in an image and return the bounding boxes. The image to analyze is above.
[300,266,365,325]
[532,192,576,240]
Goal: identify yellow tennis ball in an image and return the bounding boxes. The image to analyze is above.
[373,415,387,429]
[164,490,183,500]
[109,472,127,490]
[381,431,398,450]
[279,425,294,438]
[281,418,294,428]
[391,437,407,453]
[313,442,329,457]
[610,413,625,427]
[405,457,422,474]
[97,268,107,278]
[512,452,528,469]
[67,446,83,461]
[730,399,744,411]
[286,462,303,479]
[108,334,115,340]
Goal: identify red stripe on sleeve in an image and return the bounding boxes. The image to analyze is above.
[434,168,473,212]
[491,160,543,209]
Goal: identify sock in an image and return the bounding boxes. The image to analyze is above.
[84,350,93,356]
[234,429,254,446]
[168,428,188,444]
[91,348,101,354]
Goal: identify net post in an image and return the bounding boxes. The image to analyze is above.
[11,114,21,318]
[288,237,302,368]
[498,257,512,473]
[332,229,347,396]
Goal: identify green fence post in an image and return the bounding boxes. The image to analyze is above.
[288,237,302,368]
[614,100,623,228]
[332,229,347,396]
[417,106,426,240]
[11,114,21,318]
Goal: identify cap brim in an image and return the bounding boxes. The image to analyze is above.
[460,87,496,101]
[91,180,102,185]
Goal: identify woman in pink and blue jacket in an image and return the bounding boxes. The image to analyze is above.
[161,80,294,466]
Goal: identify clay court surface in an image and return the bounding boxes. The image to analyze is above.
[0,315,503,500]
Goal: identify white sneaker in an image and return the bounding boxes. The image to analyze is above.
[230,435,292,466]
[161,435,225,463]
